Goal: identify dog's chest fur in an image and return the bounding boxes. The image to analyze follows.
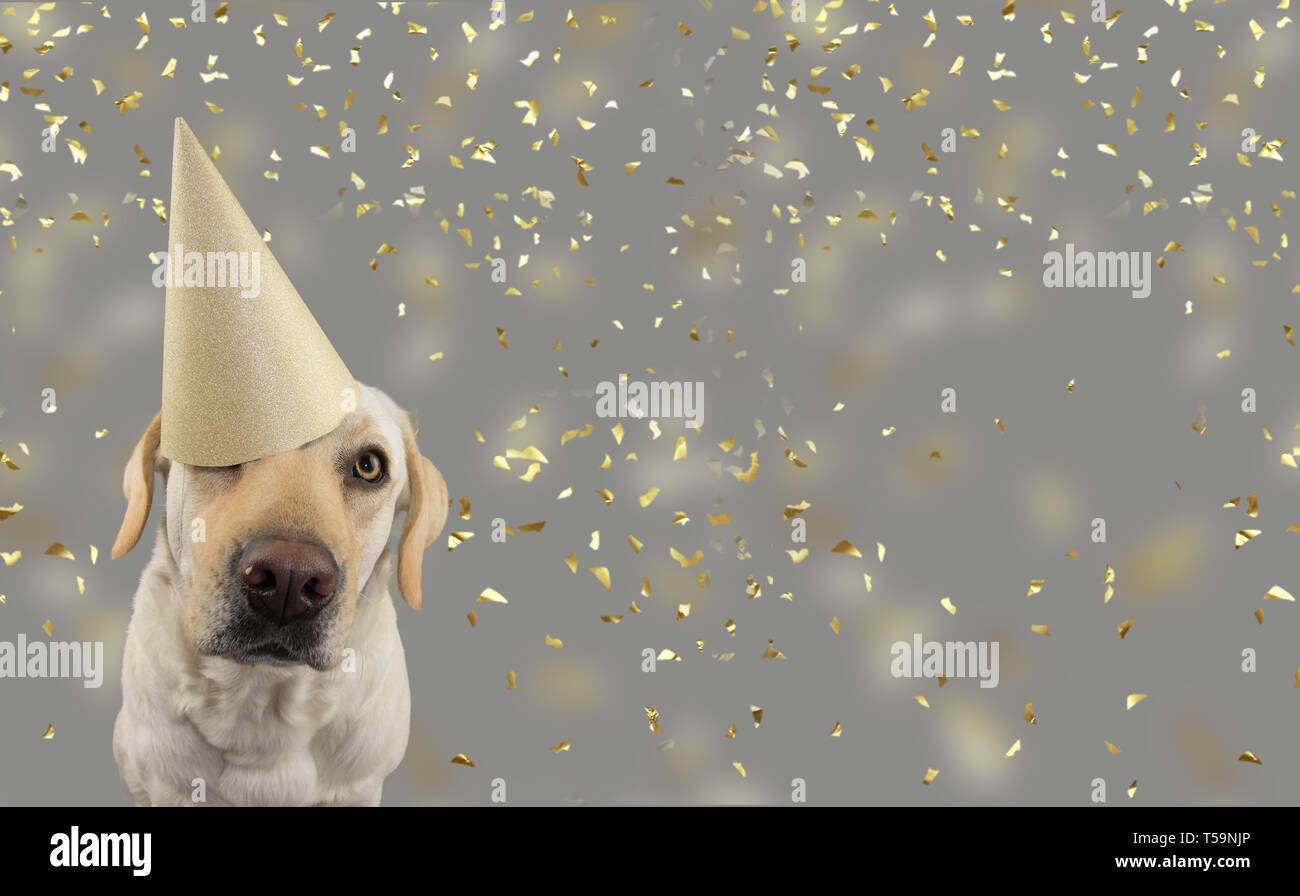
[180,663,352,805]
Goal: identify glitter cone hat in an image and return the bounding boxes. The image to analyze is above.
[160,117,356,467]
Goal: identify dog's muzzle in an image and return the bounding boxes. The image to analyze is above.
[214,536,342,667]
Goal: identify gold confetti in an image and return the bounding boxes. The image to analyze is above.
[831,540,862,558]
[1238,751,1262,765]
[550,741,571,754]
[731,452,759,483]
[1265,586,1295,602]
[670,547,703,567]
[1004,739,1021,758]
[545,634,564,648]
[784,501,811,520]
[477,587,508,604]
[1024,702,1037,725]
[1126,693,1148,710]
[42,725,54,740]
[450,753,475,767]
[44,543,74,560]
[902,88,931,112]
[922,768,940,786]
[1192,406,1208,435]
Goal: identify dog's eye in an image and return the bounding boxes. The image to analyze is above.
[352,451,386,483]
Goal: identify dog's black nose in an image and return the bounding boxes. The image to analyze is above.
[239,538,338,625]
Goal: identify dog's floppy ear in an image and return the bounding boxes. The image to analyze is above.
[111,411,164,560]
[396,414,448,610]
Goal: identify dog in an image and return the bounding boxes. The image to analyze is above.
[109,384,447,806]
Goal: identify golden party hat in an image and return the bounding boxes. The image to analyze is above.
[159,117,356,467]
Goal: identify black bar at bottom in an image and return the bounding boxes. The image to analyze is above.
[4,807,1269,880]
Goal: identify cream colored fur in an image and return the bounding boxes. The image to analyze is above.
[111,385,445,806]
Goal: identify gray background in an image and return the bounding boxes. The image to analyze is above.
[1,0,1297,805]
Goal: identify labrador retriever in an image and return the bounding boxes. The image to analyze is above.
[109,384,447,806]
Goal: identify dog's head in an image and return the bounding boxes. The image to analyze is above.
[110,384,447,671]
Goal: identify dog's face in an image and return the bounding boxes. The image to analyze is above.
[110,384,447,671]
